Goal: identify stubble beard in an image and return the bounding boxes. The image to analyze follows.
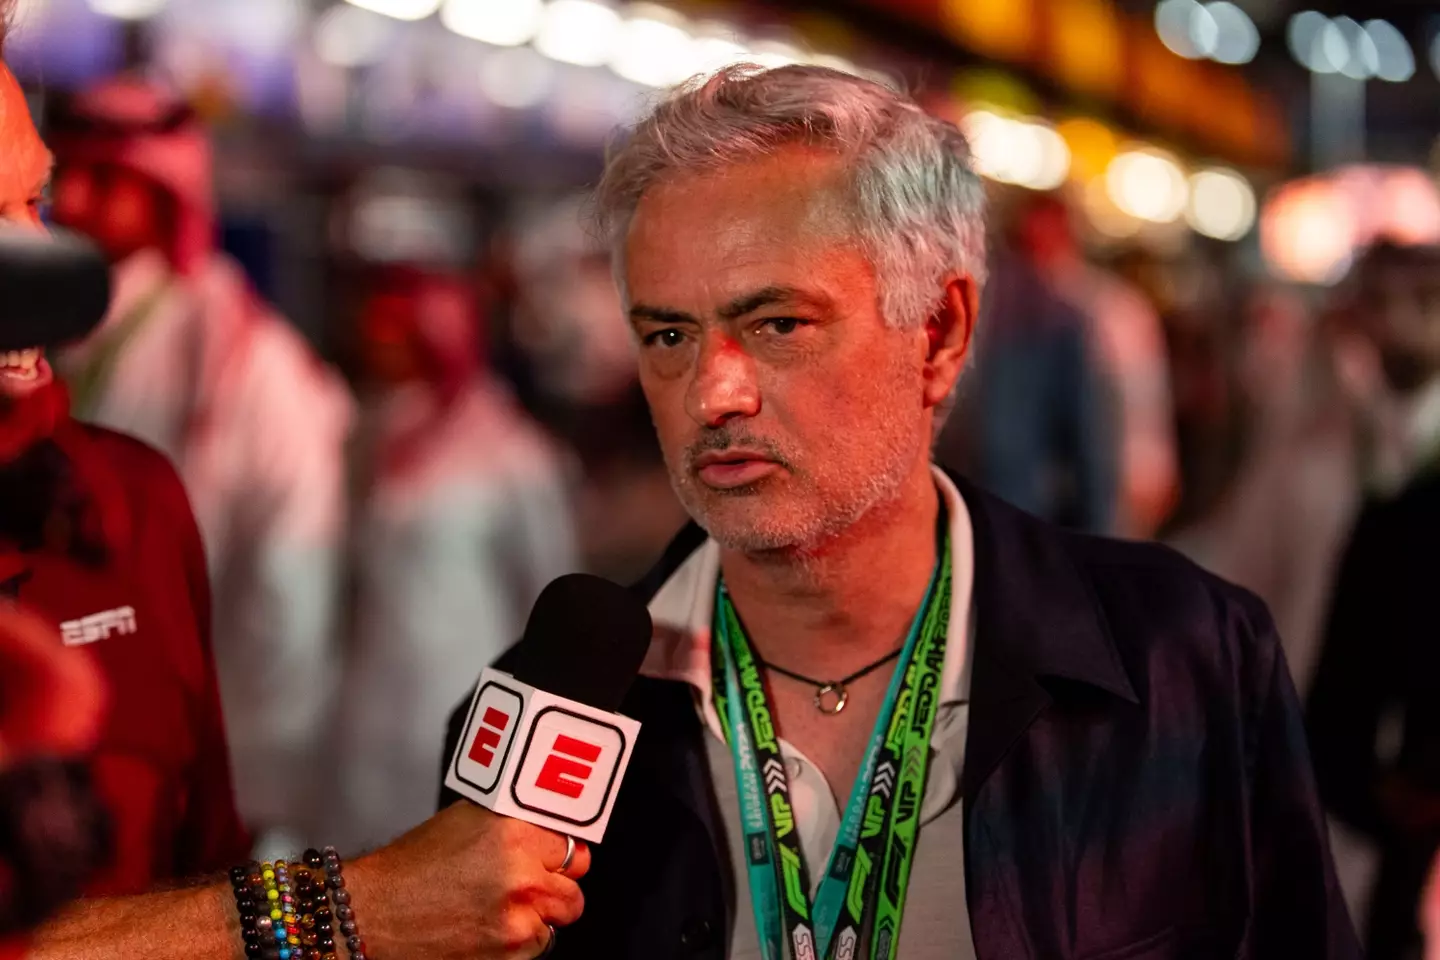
[663,384,926,558]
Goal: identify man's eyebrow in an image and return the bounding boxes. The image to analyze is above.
[628,287,833,327]
[628,304,698,326]
[716,285,830,320]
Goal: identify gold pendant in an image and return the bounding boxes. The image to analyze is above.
[814,683,848,715]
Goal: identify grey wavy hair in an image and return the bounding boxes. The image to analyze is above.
[0,0,13,55]
[593,63,987,329]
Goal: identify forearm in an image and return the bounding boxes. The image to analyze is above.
[27,883,242,959]
[22,809,538,960]
[25,856,403,960]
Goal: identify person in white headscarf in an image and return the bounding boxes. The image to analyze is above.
[48,76,353,853]
[331,264,577,852]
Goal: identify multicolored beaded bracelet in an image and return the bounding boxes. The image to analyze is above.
[259,861,295,960]
[277,860,307,960]
[233,849,367,960]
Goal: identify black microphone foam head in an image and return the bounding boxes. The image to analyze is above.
[0,228,111,352]
[506,573,653,713]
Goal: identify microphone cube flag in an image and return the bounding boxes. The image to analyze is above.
[445,667,641,843]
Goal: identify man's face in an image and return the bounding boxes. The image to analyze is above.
[359,290,426,387]
[51,162,171,268]
[623,147,945,554]
[1360,261,1440,394]
[0,64,56,398]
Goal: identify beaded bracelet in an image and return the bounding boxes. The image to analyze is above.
[229,861,284,960]
[321,847,367,960]
[233,849,366,960]
[293,855,331,960]
[260,861,297,960]
[228,861,266,959]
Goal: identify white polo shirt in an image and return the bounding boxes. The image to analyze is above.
[640,466,980,959]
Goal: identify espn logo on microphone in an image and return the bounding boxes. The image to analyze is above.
[512,707,626,826]
[446,667,641,843]
[457,682,524,794]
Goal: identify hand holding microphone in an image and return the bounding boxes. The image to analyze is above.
[351,574,652,960]
[344,802,591,960]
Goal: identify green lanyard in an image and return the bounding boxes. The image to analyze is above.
[711,531,952,960]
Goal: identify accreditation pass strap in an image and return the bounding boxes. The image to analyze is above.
[711,530,952,960]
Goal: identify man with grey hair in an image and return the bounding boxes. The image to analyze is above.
[444,63,1357,960]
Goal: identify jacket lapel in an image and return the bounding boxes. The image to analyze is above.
[627,680,733,876]
[952,472,1138,804]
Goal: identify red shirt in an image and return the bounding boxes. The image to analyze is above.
[0,421,249,896]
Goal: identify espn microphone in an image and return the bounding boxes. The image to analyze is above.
[0,227,111,351]
[444,573,652,843]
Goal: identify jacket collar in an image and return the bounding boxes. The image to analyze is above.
[626,467,1137,804]
[637,466,977,742]
[954,471,1136,701]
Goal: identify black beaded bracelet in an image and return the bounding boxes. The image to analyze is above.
[292,853,329,960]
[321,846,367,960]
[229,860,276,960]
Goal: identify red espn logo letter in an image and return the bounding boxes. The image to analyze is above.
[533,734,603,799]
[468,707,511,766]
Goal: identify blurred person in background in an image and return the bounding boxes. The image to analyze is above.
[0,37,252,897]
[1142,247,1249,535]
[46,75,353,853]
[332,263,577,852]
[500,198,687,582]
[501,196,642,420]
[1014,194,1178,538]
[1308,241,1440,960]
[935,212,1117,533]
[1165,284,1365,696]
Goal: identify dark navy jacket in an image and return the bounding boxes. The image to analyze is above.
[442,473,1360,959]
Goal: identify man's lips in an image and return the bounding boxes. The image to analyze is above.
[693,450,782,489]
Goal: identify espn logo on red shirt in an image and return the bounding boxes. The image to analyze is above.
[446,668,640,843]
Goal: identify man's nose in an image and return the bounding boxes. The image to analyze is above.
[686,331,760,428]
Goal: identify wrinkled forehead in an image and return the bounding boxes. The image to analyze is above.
[634,147,852,236]
[622,149,864,305]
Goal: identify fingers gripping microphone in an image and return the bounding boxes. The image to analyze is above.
[445,574,652,843]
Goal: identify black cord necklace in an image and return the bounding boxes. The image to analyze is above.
[753,645,905,715]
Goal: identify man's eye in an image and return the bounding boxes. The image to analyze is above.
[643,328,687,348]
[761,317,803,335]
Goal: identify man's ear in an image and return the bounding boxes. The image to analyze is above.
[922,273,979,410]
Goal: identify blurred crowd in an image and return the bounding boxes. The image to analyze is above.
[5,59,1440,958]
